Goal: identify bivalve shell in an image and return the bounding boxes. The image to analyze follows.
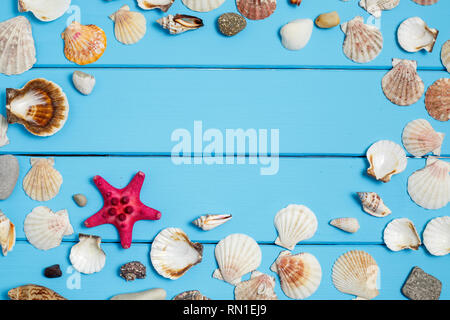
[0,115,9,148]
[18,0,71,22]
[397,17,438,53]
[69,233,106,274]
[329,218,360,233]
[236,0,277,20]
[234,271,277,300]
[359,0,399,18]
[0,211,15,256]
[423,216,450,256]
[182,0,225,12]
[137,0,174,12]
[366,140,407,182]
[192,214,232,231]
[23,158,63,202]
[402,119,444,157]
[357,192,392,217]
[441,40,450,73]
[425,78,450,122]
[280,19,313,51]
[109,5,146,45]
[383,218,421,251]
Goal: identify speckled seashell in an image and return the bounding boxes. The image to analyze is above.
[137,0,174,12]
[423,216,450,256]
[0,211,15,256]
[397,17,438,53]
[157,14,204,35]
[109,5,146,45]
[411,0,439,5]
[357,192,392,217]
[69,234,106,274]
[23,158,63,202]
[173,290,211,300]
[18,0,71,22]
[0,115,9,148]
[235,271,278,300]
[111,288,167,300]
[366,140,407,182]
[192,214,232,231]
[8,284,66,300]
[441,40,450,73]
[359,0,399,18]
[383,218,421,251]
[402,119,444,157]
[425,78,450,122]
[120,261,146,281]
[329,218,360,233]
[72,71,96,96]
[182,0,225,12]
[236,0,277,20]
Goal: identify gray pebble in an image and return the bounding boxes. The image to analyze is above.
[402,266,442,300]
[0,155,19,200]
[73,193,87,207]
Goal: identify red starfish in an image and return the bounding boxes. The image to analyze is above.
[84,171,161,249]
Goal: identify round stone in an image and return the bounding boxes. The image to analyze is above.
[218,13,246,37]
[73,193,87,207]
[0,155,19,200]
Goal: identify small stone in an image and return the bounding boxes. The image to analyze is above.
[120,261,146,281]
[73,193,87,207]
[72,71,96,95]
[402,266,442,300]
[0,155,19,200]
[218,13,246,37]
[44,264,63,278]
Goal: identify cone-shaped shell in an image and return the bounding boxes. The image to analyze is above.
[182,0,225,12]
[270,251,322,299]
[0,211,15,256]
[332,250,379,299]
[234,271,278,300]
[402,119,444,157]
[69,234,106,274]
[109,5,146,45]
[412,0,439,6]
[137,0,174,12]
[18,0,71,22]
[425,78,450,122]
[23,158,63,202]
[157,14,204,35]
[236,0,277,21]
[359,0,399,18]
[383,218,421,251]
[173,290,210,300]
[151,228,203,280]
[0,16,36,75]
[192,214,232,231]
[330,218,360,233]
[397,17,438,53]
[0,115,9,148]
[423,216,450,256]
[441,40,450,73]
[357,192,392,217]
[366,140,407,182]
[213,233,262,285]
[8,284,66,300]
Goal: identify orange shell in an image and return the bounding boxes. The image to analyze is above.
[236,0,276,20]
[425,78,450,122]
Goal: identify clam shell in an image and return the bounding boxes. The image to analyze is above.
[24,206,73,251]
[234,271,278,300]
[270,251,322,299]
[0,16,36,75]
[412,0,439,5]
[151,227,203,280]
[274,204,318,250]
[173,290,210,300]
[402,119,444,157]
[0,115,9,148]
[423,216,450,256]
[425,78,450,122]
[23,158,63,202]
[182,0,226,12]
[366,140,407,182]
[332,250,379,299]
[397,17,438,53]
[359,0,399,18]
[18,0,71,22]
[441,40,450,73]
[236,0,277,21]
[8,284,66,300]
[341,16,383,63]
[213,233,262,285]
[357,192,392,217]
[72,71,96,96]
[329,218,360,233]
[69,233,106,274]
[192,214,232,231]
[109,5,146,45]
[137,0,174,12]
[280,19,313,51]
[383,218,421,251]
[0,211,15,256]
[157,14,204,35]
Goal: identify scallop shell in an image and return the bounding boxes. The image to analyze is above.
[381,59,424,106]
[332,250,379,300]
[359,0,399,18]
[423,216,450,256]
[23,158,63,202]
[0,115,9,148]
[0,211,15,256]
[192,214,232,231]
[61,21,107,65]
[213,233,262,285]
[24,206,73,251]
[236,0,277,21]
[329,218,360,233]
[441,40,450,73]
[157,14,204,35]
[425,78,450,122]
[397,17,438,53]
[6,78,69,137]
[234,271,277,300]
[402,119,444,157]
[274,204,318,250]
[270,251,322,299]
[280,19,314,51]
[0,16,36,75]
[137,0,174,12]
[182,0,225,12]
[341,16,383,63]
[109,5,146,45]
[411,0,439,5]
[18,0,71,22]
[173,290,210,300]
[366,140,407,182]
[357,192,392,217]
[69,233,106,274]
[407,157,450,210]
[383,218,421,251]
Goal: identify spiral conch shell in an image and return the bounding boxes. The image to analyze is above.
[0,211,15,256]
[357,192,392,217]
[192,214,232,231]
[157,14,204,35]
[423,216,450,256]
[109,5,146,45]
[23,158,63,202]
[425,78,450,122]
[234,271,278,300]
[329,218,360,233]
[402,119,444,157]
[397,17,438,53]
[18,0,71,22]
[366,140,407,182]
[8,284,66,300]
[359,0,399,18]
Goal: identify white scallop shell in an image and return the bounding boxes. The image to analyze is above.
[383,218,421,251]
[69,234,106,274]
[407,158,450,210]
[359,0,399,18]
[0,115,9,148]
[182,0,225,12]
[151,227,203,280]
[213,233,262,285]
[366,140,407,182]
[274,204,318,250]
[330,218,360,233]
[423,216,450,256]
[441,40,450,73]
[192,214,232,231]
[357,192,392,217]
[23,158,63,202]
[332,250,379,300]
[234,271,278,300]
[24,206,73,251]
[397,17,438,53]
[0,210,15,256]
[280,19,313,51]
[72,71,96,95]
[402,119,444,157]
[270,251,322,299]
[18,0,71,22]
[137,0,174,11]
[109,5,146,45]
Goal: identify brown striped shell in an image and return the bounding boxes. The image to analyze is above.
[425,78,450,121]
[8,284,66,300]
[236,0,277,21]
[411,0,439,5]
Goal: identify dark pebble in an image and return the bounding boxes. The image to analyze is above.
[44,264,62,278]
[218,13,246,37]
[402,266,442,300]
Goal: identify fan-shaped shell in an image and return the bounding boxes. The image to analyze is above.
[359,0,399,18]
[234,271,278,300]
[173,290,210,300]
[0,115,9,148]
[236,0,277,20]
[0,211,15,256]
[330,218,360,233]
[69,234,106,274]
[425,78,450,122]
[397,17,438,53]
[6,78,69,137]
[366,140,407,182]
[341,16,383,63]
[274,204,318,250]
[383,218,421,251]
[157,14,204,35]
[270,251,322,299]
[109,5,146,45]
[332,250,379,299]
[192,214,232,231]
[24,206,73,251]
[357,192,392,217]
[137,0,174,12]
[423,216,450,256]
[402,119,444,157]
[0,16,36,76]
[441,40,450,73]
[23,158,63,202]
[61,21,107,65]
[182,0,225,12]
[382,59,424,106]
[412,0,439,5]
[151,228,203,280]
[18,0,71,22]
[213,233,262,285]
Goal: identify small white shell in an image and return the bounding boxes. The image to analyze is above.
[182,0,225,12]
[402,119,444,157]
[441,40,450,73]
[0,210,15,256]
[423,216,450,256]
[234,271,278,300]
[359,0,399,18]
[137,0,174,11]
[280,19,313,51]
[357,192,392,217]
[383,218,421,251]
[366,140,407,182]
[23,158,63,202]
[0,115,9,148]
[397,17,438,53]
[192,214,232,231]
[329,218,360,233]
[274,204,318,250]
[18,0,71,22]
[69,234,106,274]
[72,71,96,95]
[109,5,146,45]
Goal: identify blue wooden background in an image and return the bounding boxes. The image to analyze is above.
[0,0,449,300]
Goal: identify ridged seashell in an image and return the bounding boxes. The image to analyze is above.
[423,216,450,256]
[61,21,107,65]
[173,290,210,300]
[137,0,174,12]
[441,40,450,73]
[8,284,66,300]
[0,16,36,76]
[0,115,9,148]
[341,16,383,63]
[151,228,203,280]
[270,251,322,299]
[236,0,277,21]
[18,0,71,22]
[6,78,69,137]
[407,158,450,210]
[111,288,167,300]
[315,11,340,29]
[280,19,313,51]
[412,0,439,5]
[425,78,450,122]
[366,140,407,182]
[72,71,96,96]
[213,233,262,285]
[23,158,63,202]
[69,234,106,274]
[329,218,360,233]
[24,206,73,251]
[359,0,399,18]
[0,211,15,256]
[234,271,278,300]
[397,17,438,53]
[274,204,318,250]
[402,119,444,157]
[192,214,232,231]
[357,192,392,217]
[383,218,421,251]
[182,0,225,12]
[109,5,146,45]
[332,250,379,299]
[157,14,204,35]
[381,59,425,106]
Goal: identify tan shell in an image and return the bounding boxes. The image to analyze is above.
[359,0,399,18]
[329,218,360,233]
[109,5,146,45]
[192,214,232,231]
[441,40,450,73]
[8,284,66,300]
[157,14,204,35]
[402,119,444,157]
[173,290,210,300]
[357,192,392,217]
[0,211,15,256]
[236,0,277,21]
[137,0,174,12]
[23,158,63,201]
[425,78,450,122]
[234,271,277,300]
[412,0,439,5]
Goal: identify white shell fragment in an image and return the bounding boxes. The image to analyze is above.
[234,271,278,300]
[192,214,232,231]
[274,204,318,250]
[366,140,407,182]
[330,218,360,233]
[18,0,71,22]
[359,0,399,18]
[0,211,15,256]
[137,0,174,12]
[280,19,313,51]
[182,0,225,12]
[72,71,96,95]
[383,218,421,251]
[423,216,450,256]
[69,234,106,274]
[402,119,444,157]
[110,288,167,300]
[397,17,439,53]
[0,115,9,148]
[23,158,63,202]
[441,40,450,73]
[357,192,392,217]
[109,5,146,45]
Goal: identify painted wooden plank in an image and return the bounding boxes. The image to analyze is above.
[1,68,448,155]
[0,0,448,69]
